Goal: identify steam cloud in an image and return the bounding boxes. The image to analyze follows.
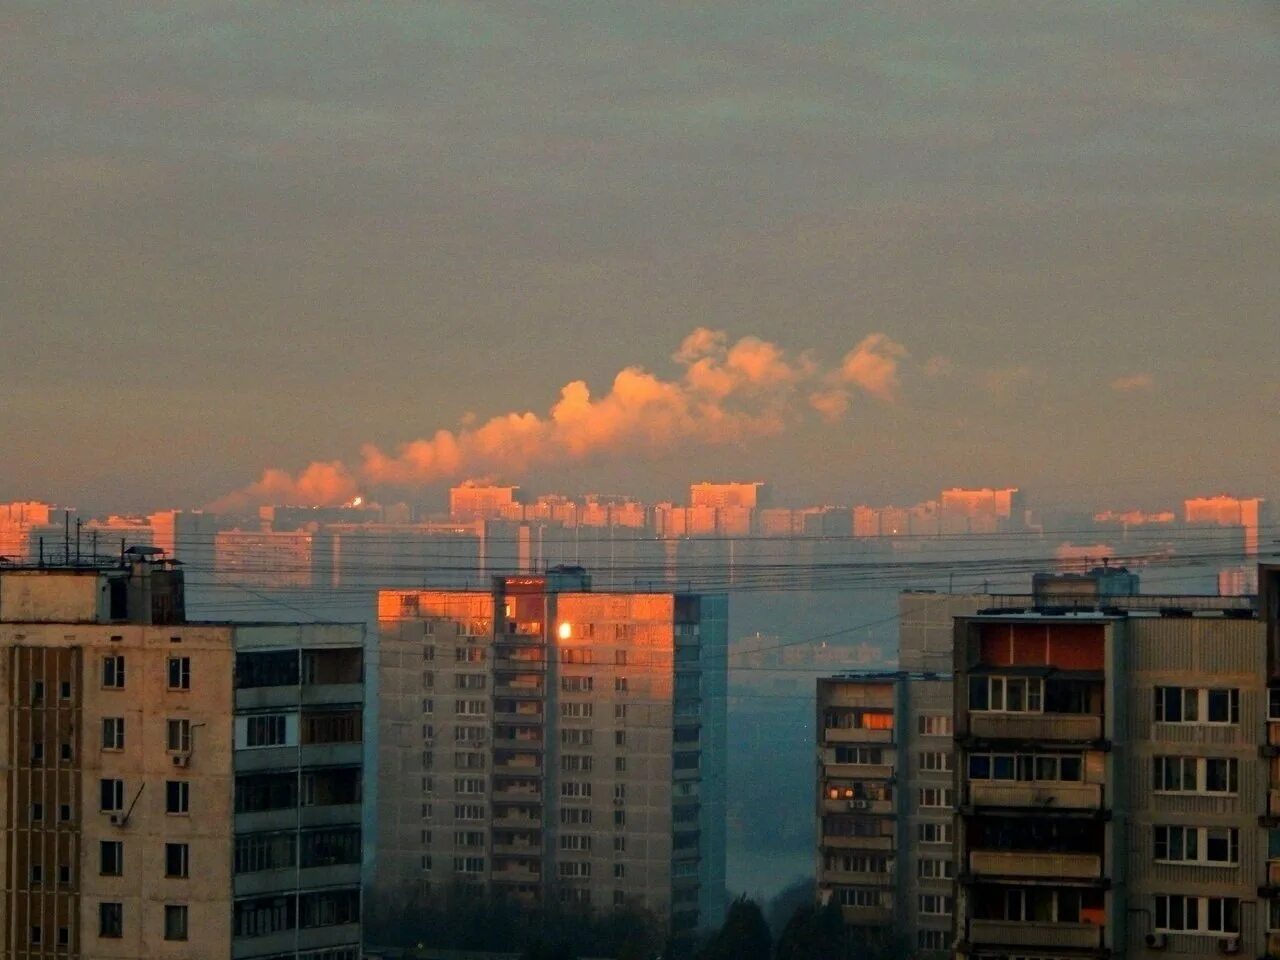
[209,329,908,511]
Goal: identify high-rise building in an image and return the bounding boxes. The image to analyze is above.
[0,556,366,959]
[372,567,727,938]
[689,482,769,510]
[817,590,1014,958]
[449,484,522,522]
[940,488,1024,535]
[952,569,1276,959]
[1185,495,1267,556]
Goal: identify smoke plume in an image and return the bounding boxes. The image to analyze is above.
[210,328,908,510]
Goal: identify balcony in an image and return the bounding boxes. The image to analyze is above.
[1269,931,1280,956]
[494,733,544,750]
[968,850,1102,881]
[1269,790,1280,818]
[968,713,1102,742]
[1269,860,1280,887]
[493,839,542,856]
[495,810,541,828]
[495,710,543,724]
[494,683,545,699]
[824,727,894,745]
[492,865,541,883]
[822,869,894,886]
[839,905,893,926]
[968,920,1103,950]
[968,781,1102,811]
[824,763,894,781]
[822,798,894,815]
[821,834,894,852]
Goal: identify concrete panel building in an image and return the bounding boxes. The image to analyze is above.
[372,566,727,939]
[0,558,365,960]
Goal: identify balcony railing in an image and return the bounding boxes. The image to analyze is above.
[968,920,1103,949]
[839,905,893,926]
[821,834,894,851]
[822,798,894,815]
[968,713,1102,742]
[821,868,895,886]
[968,850,1102,881]
[968,781,1102,811]
[824,727,894,745]
[823,763,894,781]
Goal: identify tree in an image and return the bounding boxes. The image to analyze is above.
[765,877,815,941]
[697,895,772,960]
[774,899,851,960]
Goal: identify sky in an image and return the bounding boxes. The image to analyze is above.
[3,1,1278,514]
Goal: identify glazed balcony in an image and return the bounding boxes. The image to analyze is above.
[968,850,1102,881]
[968,712,1102,742]
[823,797,894,815]
[968,781,1102,811]
[968,919,1103,950]
[824,727,894,745]
[840,905,893,926]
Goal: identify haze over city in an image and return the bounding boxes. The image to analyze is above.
[4,3,1280,959]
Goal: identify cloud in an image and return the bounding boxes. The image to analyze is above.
[839,334,909,401]
[1110,372,1155,392]
[209,328,923,509]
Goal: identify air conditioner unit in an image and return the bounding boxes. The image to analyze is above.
[849,800,870,810]
[1145,932,1167,949]
[172,754,190,768]
[108,814,124,827]
[1218,937,1241,955]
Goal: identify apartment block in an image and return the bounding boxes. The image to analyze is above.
[817,591,1008,958]
[953,573,1275,960]
[0,557,365,960]
[373,566,727,937]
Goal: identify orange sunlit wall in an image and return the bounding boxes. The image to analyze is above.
[977,622,1106,670]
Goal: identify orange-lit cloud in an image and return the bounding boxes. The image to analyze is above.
[1110,372,1154,392]
[839,333,909,401]
[211,328,910,509]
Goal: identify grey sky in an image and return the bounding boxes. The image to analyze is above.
[3,1,1277,512]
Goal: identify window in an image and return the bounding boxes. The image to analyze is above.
[165,843,189,878]
[166,780,190,815]
[57,927,69,947]
[235,833,297,874]
[59,680,71,699]
[166,719,192,753]
[58,804,71,822]
[560,835,591,851]
[100,841,123,876]
[613,863,626,879]
[32,679,44,703]
[918,823,953,844]
[1155,895,1240,934]
[1153,756,1238,794]
[455,803,485,820]
[455,646,486,663]
[967,752,1083,783]
[825,852,891,874]
[100,779,124,813]
[99,902,123,938]
[562,676,593,693]
[615,650,628,666]
[454,725,486,744]
[30,926,41,946]
[837,888,882,907]
[1154,687,1240,725]
[1154,826,1239,865]
[561,781,592,798]
[102,718,125,750]
[454,830,485,848]
[456,699,487,716]
[615,730,626,747]
[615,704,627,720]
[614,677,629,693]
[60,742,73,761]
[614,784,626,802]
[558,861,591,878]
[454,674,486,690]
[561,729,592,747]
[455,777,485,794]
[918,787,955,809]
[560,648,592,664]
[919,894,953,916]
[560,808,593,825]
[918,858,954,879]
[102,655,125,689]
[164,904,188,941]
[1270,688,1280,721]
[614,810,627,827]
[919,751,952,772]
[834,746,883,765]
[561,755,593,772]
[167,656,191,691]
[615,756,628,773]
[561,702,593,719]
[29,864,43,885]
[614,836,626,852]
[969,676,1043,713]
[30,803,43,822]
[246,715,287,747]
[453,856,485,873]
[918,714,953,736]
[918,930,948,950]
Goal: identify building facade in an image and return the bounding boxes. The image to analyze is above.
[373,567,727,937]
[0,559,365,960]
[952,569,1278,960]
